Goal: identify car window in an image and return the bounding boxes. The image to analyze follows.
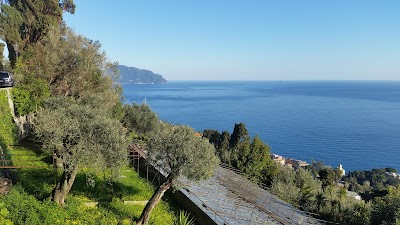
[0,72,10,78]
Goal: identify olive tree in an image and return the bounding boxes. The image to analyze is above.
[136,124,219,225]
[122,103,159,137]
[34,97,128,205]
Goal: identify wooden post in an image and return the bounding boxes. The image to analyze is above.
[137,153,140,173]
[146,165,149,181]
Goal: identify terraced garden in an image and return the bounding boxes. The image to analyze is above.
[0,89,179,225]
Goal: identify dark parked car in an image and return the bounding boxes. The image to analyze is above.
[0,71,14,87]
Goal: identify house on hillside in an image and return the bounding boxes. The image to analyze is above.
[286,158,309,169]
[386,172,400,179]
[272,154,286,166]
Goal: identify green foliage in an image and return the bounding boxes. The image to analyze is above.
[35,96,128,174]
[109,198,175,225]
[202,123,278,184]
[147,123,219,181]
[0,184,175,225]
[0,4,23,67]
[0,42,5,70]
[341,200,371,225]
[7,143,58,200]
[202,129,220,148]
[72,168,155,202]
[345,168,399,195]
[0,203,13,225]
[0,5,23,43]
[269,166,372,224]
[175,211,195,225]
[111,97,125,120]
[1,143,177,225]
[15,26,118,100]
[229,122,249,149]
[238,136,272,181]
[319,168,336,189]
[271,166,299,204]
[372,186,400,225]
[12,76,51,116]
[0,90,17,146]
[201,122,379,224]
[0,0,75,67]
[137,123,217,224]
[122,103,159,137]
[217,131,231,163]
[295,168,322,212]
[203,129,231,163]
[33,96,128,204]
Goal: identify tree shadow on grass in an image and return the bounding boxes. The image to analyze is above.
[98,166,184,223]
[6,139,55,197]
[102,202,142,223]
[71,173,142,202]
[16,167,56,200]
[98,187,182,224]
[15,138,47,158]
[134,164,182,212]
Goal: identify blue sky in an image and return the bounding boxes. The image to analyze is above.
[63,1,400,80]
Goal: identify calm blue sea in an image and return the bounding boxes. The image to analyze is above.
[123,81,400,172]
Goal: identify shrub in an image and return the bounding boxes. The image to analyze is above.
[0,202,13,225]
[12,77,50,116]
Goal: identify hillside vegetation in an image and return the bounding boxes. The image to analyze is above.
[0,1,217,224]
[203,123,400,225]
[0,89,177,224]
[0,1,185,224]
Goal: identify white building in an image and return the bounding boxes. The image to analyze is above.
[337,164,345,177]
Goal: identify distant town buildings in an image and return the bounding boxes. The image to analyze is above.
[272,154,285,166]
[271,154,309,169]
[386,172,400,179]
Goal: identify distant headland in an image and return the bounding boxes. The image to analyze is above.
[117,65,167,84]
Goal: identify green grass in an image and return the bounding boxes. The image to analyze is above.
[1,147,177,224]
[0,90,17,146]
[1,143,177,224]
[0,89,178,224]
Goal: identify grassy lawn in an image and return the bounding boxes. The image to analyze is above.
[0,90,178,225]
[1,136,177,225]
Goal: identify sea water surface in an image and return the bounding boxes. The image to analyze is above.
[123,81,400,172]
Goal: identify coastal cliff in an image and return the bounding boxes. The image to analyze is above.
[117,65,167,84]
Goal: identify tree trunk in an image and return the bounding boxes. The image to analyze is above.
[136,179,173,225]
[52,165,78,206]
